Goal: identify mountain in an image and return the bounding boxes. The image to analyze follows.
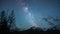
[25,26,42,31]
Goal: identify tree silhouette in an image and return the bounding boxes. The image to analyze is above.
[0,10,9,32]
[43,16,54,26]
[8,10,16,30]
[43,16,60,30]
[0,10,17,33]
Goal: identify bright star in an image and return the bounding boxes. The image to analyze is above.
[23,7,28,13]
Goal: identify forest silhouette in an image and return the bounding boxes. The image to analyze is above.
[0,10,60,34]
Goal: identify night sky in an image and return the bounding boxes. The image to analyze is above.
[0,0,60,31]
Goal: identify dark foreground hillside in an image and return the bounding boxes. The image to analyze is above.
[0,28,60,34]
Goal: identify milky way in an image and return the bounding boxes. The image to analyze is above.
[19,0,38,27]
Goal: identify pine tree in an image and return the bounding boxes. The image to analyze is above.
[8,10,16,31]
[0,10,8,32]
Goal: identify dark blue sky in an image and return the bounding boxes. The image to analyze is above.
[0,0,60,31]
